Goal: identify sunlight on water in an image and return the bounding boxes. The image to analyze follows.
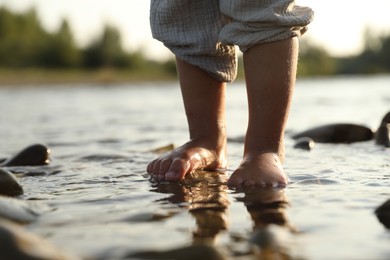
[0,76,389,259]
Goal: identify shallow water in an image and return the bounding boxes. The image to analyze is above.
[0,75,389,259]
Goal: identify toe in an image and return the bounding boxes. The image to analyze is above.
[147,159,158,175]
[165,159,190,181]
[152,159,161,173]
[159,159,172,175]
[157,159,172,181]
[227,174,243,187]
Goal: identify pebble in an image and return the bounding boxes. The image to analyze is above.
[2,144,51,167]
[0,195,42,223]
[375,199,390,229]
[292,123,374,143]
[0,169,23,197]
[150,143,175,154]
[0,219,78,260]
[249,225,292,258]
[375,123,390,147]
[128,244,225,260]
[293,137,315,151]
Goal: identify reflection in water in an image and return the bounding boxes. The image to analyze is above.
[151,170,229,246]
[236,188,295,259]
[139,171,296,259]
[238,188,292,230]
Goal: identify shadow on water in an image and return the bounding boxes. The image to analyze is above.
[128,171,297,260]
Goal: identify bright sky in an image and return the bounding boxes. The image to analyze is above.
[1,0,390,60]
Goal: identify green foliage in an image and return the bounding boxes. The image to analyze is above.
[160,59,177,75]
[0,7,48,67]
[298,40,337,76]
[1,7,390,78]
[39,20,81,68]
[297,31,390,76]
[82,25,127,68]
[0,7,153,71]
[337,34,390,74]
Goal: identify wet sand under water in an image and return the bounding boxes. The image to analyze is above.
[0,75,389,259]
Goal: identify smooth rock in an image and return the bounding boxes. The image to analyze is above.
[293,137,315,151]
[292,123,374,143]
[249,225,292,258]
[0,195,43,223]
[375,199,390,229]
[0,219,78,260]
[227,136,245,143]
[2,144,51,167]
[0,169,23,197]
[380,111,390,125]
[150,143,175,154]
[375,123,390,147]
[128,244,225,260]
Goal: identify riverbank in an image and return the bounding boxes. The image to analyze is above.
[0,68,177,86]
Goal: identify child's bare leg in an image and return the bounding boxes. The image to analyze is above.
[147,58,227,181]
[228,37,298,188]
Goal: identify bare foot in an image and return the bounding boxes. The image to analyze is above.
[147,140,227,181]
[227,153,288,188]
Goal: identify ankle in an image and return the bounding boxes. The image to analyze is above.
[190,129,226,147]
[185,135,226,156]
[243,150,285,166]
[180,138,227,169]
[244,138,285,163]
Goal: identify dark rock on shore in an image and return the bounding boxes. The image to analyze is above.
[375,111,390,147]
[2,144,50,167]
[249,225,292,256]
[0,195,42,223]
[128,244,225,260]
[380,111,390,125]
[375,123,390,147]
[293,137,315,151]
[150,143,175,154]
[375,199,390,229]
[0,219,78,260]
[292,123,374,144]
[291,111,390,146]
[0,169,23,197]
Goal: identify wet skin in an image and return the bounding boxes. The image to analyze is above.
[147,38,298,188]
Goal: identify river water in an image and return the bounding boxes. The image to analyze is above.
[0,75,389,259]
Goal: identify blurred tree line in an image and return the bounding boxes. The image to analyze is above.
[1,7,390,78]
[0,7,174,74]
[298,28,390,76]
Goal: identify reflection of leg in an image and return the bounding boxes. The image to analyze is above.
[228,38,298,188]
[147,59,227,181]
[151,171,229,245]
[241,189,295,258]
[189,173,229,245]
[241,189,290,230]
[191,208,228,244]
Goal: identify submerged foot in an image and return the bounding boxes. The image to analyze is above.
[227,153,287,188]
[147,140,227,181]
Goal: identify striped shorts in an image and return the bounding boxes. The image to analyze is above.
[150,0,314,82]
